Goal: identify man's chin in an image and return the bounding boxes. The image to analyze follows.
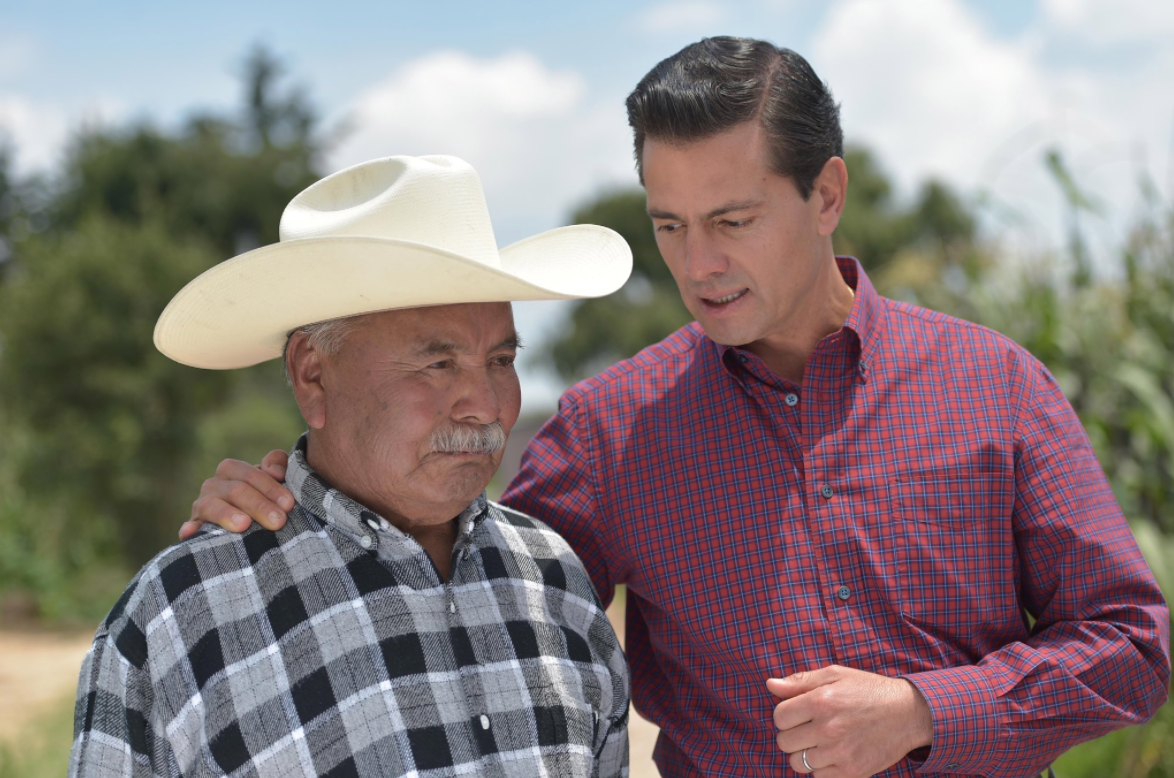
[695,318,756,349]
[429,457,498,494]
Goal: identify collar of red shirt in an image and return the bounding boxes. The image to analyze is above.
[715,255,885,384]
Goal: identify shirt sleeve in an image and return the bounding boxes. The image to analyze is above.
[501,392,618,606]
[595,706,630,778]
[903,353,1171,776]
[70,626,162,778]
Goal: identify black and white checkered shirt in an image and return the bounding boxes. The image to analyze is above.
[71,438,629,777]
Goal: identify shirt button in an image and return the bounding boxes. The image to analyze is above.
[359,535,373,549]
[836,585,851,601]
[449,599,456,614]
[480,714,490,730]
[945,764,959,770]
[365,518,380,530]
[784,392,799,407]
[820,484,834,499]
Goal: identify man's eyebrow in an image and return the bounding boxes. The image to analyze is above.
[414,339,459,356]
[494,334,523,351]
[647,207,681,220]
[413,334,523,356]
[647,200,765,221]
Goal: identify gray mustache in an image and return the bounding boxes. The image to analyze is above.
[430,422,506,455]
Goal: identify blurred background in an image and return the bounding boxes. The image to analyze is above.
[1,0,1172,775]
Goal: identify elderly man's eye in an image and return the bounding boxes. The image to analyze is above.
[493,355,516,367]
[428,359,454,370]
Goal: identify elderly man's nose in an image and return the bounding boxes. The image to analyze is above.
[454,368,502,422]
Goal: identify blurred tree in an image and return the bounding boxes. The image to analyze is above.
[54,51,322,260]
[0,45,319,617]
[543,146,983,382]
[0,218,232,569]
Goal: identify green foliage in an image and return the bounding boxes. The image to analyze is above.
[54,51,322,259]
[0,217,235,563]
[0,45,313,618]
[836,147,979,273]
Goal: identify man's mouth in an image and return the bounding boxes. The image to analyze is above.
[702,289,748,306]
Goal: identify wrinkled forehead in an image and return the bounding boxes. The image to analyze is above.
[356,302,517,350]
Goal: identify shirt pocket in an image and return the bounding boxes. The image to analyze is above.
[892,467,1018,651]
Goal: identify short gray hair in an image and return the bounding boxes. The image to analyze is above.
[282,316,359,384]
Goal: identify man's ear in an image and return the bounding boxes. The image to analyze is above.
[287,332,327,430]
[814,156,849,237]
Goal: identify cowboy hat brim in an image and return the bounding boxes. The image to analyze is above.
[154,223,632,369]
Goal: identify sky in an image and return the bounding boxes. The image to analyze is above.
[2,0,1172,411]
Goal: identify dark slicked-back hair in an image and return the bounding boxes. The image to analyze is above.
[626,37,843,200]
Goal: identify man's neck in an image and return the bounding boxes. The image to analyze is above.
[744,255,856,385]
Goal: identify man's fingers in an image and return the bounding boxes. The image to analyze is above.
[210,458,293,518]
[178,519,206,541]
[194,478,285,531]
[772,718,818,753]
[259,449,291,494]
[772,695,816,733]
[768,665,841,699]
[788,745,828,776]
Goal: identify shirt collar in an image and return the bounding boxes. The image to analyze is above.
[716,255,885,381]
[836,256,884,377]
[284,434,489,550]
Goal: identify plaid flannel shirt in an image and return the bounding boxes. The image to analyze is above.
[71,437,629,777]
[502,256,1170,778]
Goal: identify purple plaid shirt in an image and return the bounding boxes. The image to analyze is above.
[502,257,1170,777]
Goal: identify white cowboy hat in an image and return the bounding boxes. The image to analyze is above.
[154,154,633,369]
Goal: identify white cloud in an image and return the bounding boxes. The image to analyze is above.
[1041,0,1174,45]
[635,1,728,34]
[0,95,69,174]
[814,0,1047,191]
[811,0,1174,253]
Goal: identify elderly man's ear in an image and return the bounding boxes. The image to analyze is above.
[286,331,328,430]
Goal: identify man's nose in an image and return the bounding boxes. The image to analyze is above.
[683,230,727,282]
[452,366,502,424]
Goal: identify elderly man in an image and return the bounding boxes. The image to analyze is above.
[187,38,1169,778]
[70,155,632,778]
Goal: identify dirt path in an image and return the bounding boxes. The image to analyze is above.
[0,630,93,743]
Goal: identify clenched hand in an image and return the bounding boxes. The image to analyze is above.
[767,664,933,778]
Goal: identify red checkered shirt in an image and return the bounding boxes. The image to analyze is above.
[501,256,1170,777]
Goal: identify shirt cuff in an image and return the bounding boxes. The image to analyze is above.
[901,665,1005,775]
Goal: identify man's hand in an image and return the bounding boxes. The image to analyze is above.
[179,450,294,539]
[766,665,932,778]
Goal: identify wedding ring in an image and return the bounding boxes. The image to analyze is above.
[802,748,813,773]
